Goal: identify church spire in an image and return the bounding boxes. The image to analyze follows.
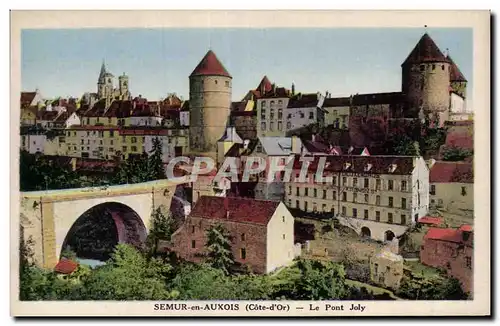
[98,59,107,82]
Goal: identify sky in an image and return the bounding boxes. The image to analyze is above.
[21,27,473,107]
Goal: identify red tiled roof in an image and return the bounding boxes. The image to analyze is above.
[190,50,232,78]
[459,224,473,232]
[21,92,37,106]
[424,227,473,245]
[190,196,279,225]
[54,259,79,274]
[447,55,467,82]
[402,33,447,66]
[256,76,273,94]
[430,161,473,183]
[444,132,474,150]
[418,216,444,226]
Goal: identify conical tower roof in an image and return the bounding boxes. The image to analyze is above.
[98,60,107,81]
[256,75,273,93]
[402,33,448,66]
[446,55,467,82]
[190,50,232,78]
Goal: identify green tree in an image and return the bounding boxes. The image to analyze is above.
[205,224,235,275]
[148,137,165,180]
[293,259,349,300]
[80,244,174,300]
[146,207,175,257]
[442,147,473,162]
[393,134,421,156]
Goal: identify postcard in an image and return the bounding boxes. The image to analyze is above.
[10,10,491,317]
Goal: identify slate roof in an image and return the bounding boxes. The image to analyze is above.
[21,92,37,106]
[190,50,232,78]
[429,162,473,183]
[447,55,467,82]
[189,196,280,225]
[287,93,320,108]
[402,33,448,66]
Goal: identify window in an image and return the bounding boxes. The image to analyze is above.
[331,207,335,215]
[270,110,275,119]
[131,137,137,143]
[332,191,337,200]
[342,192,347,201]
[261,122,266,130]
[100,140,103,145]
[401,215,406,225]
[432,64,436,70]
[270,101,275,109]
[376,211,380,222]
[278,121,283,130]
[430,185,436,195]
[353,193,357,202]
[364,210,368,220]
[282,234,286,240]
[386,266,391,274]
[332,176,337,185]
[376,195,381,206]
[352,208,357,218]
[388,180,393,190]
[388,213,393,224]
[241,233,246,241]
[420,65,425,72]
[375,179,381,190]
[240,248,246,259]
[191,226,195,233]
[364,178,369,188]
[296,187,299,196]
[300,112,305,118]
[122,146,127,152]
[286,121,291,129]
[388,197,393,208]
[313,189,317,197]
[343,177,347,186]
[461,187,467,196]
[466,257,472,269]
[342,206,346,215]
[305,188,309,196]
[278,100,283,106]
[322,204,327,211]
[110,140,114,145]
[81,139,84,144]
[278,109,283,119]
[269,122,274,131]
[364,194,369,203]
[304,202,308,211]
[353,178,358,187]
[261,101,266,109]
[374,263,378,274]
[309,111,314,119]
[282,216,285,223]
[323,190,327,199]
[401,181,407,191]
[214,80,218,84]
[131,146,137,152]
[225,81,230,87]
[296,200,299,208]
[191,240,196,248]
[414,213,418,222]
[87,131,90,136]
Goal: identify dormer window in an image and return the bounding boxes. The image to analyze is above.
[388,164,397,173]
[344,162,351,170]
[364,163,372,172]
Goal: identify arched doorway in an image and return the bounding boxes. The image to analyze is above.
[385,230,395,242]
[61,202,147,262]
[361,227,371,238]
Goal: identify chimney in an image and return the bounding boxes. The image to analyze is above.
[291,83,295,96]
[291,135,301,154]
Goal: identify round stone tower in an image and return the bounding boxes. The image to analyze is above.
[401,33,451,124]
[189,50,232,158]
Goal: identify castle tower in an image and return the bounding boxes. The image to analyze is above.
[401,33,451,124]
[447,54,467,99]
[118,72,130,100]
[188,50,232,158]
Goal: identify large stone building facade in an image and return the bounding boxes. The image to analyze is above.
[285,155,430,242]
[188,50,232,159]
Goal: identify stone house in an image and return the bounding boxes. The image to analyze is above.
[369,239,404,290]
[420,225,473,293]
[169,196,297,274]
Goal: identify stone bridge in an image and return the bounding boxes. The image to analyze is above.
[19,179,187,269]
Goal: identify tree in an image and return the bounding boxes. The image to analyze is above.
[392,134,421,156]
[442,146,473,162]
[293,259,349,300]
[148,137,165,180]
[146,207,175,257]
[205,224,235,275]
[80,244,174,300]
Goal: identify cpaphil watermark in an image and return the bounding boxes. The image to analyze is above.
[166,156,332,185]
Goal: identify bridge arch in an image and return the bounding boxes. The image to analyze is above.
[60,202,147,261]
